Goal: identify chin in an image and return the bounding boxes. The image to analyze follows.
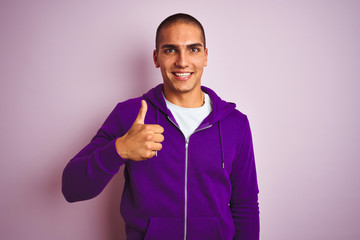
[172,83,195,93]
[164,77,200,94]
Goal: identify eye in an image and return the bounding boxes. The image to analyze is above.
[165,48,175,53]
[190,47,199,53]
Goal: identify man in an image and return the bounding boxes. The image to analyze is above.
[62,13,259,240]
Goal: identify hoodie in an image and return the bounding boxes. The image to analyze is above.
[62,84,259,240]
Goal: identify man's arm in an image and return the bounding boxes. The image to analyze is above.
[62,100,164,202]
[230,116,260,240]
[62,103,126,202]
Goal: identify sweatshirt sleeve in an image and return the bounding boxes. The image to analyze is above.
[62,103,127,203]
[230,116,260,240]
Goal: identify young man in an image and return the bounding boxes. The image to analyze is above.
[62,13,259,240]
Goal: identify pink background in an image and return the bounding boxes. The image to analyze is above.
[1,1,359,239]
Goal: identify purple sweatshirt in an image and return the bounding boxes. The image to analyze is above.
[62,84,259,240]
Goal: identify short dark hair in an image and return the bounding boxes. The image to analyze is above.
[155,13,206,50]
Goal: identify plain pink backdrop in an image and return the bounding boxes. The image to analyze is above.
[1,1,359,239]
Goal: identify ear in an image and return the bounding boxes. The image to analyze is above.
[204,48,208,67]
[153,50,160,68]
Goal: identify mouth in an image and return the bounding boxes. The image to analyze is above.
[172,72,193,81]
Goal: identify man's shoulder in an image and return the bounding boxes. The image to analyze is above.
[114,96,143,109]
[229,107,248,120]
[221,108,249,131]
[107,96,144,125]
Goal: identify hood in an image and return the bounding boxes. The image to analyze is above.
[143,84,236,124]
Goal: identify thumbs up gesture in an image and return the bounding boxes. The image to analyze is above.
[115,100,164,161]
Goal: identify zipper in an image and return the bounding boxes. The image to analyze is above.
[183,125,212,240]
[184,138,189,240]
[167,116,212,240]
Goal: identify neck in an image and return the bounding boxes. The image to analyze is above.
[163,87,204,108]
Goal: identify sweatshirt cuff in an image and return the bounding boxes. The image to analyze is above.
[96,139,128,174]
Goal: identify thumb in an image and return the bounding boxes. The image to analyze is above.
[134,100,147,124]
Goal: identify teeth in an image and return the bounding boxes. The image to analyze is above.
[175,73,191,77]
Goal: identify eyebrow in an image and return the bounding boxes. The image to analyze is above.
[160,43,204,49]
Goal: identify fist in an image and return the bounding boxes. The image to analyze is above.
[115,100,164,161]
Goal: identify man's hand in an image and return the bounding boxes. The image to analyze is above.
[115,100,164,161]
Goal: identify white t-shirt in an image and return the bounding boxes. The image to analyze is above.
[164,93,212,140]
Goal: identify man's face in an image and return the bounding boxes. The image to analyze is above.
[153,23,208,96]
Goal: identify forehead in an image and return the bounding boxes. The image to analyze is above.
[158,23,204,46]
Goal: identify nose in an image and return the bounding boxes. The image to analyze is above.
[175,50,188,68]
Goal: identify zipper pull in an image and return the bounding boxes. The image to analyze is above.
[185,139,189,148]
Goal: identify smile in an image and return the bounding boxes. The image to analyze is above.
[172,72,193,81]
[174,72,192,77]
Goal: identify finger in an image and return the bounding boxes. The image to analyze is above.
[153,134,164,143]
[147,150,158,159]
[152,142,163,151]
[141,124,164,133]
[154,125,164,134]
[134,100,147,124]
[147,124,164,134]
